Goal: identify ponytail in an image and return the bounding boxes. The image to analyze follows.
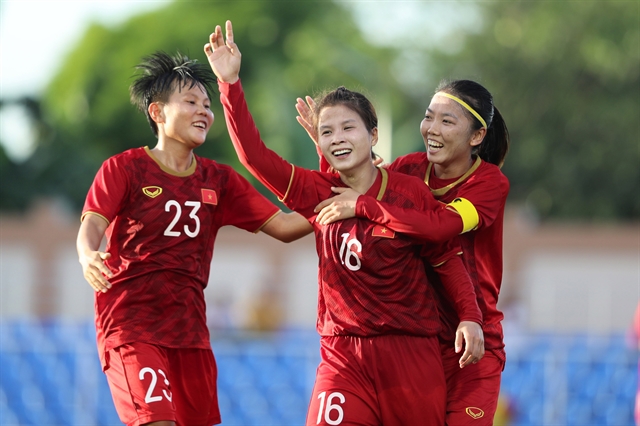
[478,106,509,167]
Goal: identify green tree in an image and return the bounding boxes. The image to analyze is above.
[24,0,415,211]
[8,1,638,222]
[404,1,639,222]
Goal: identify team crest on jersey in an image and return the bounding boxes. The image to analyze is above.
[465,407,484,419]
[202,188,218,205]
[142,186,162,198]
[371,225,395,238]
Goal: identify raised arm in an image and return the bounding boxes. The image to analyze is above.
[205,20,293,199]
[204,20,241,85]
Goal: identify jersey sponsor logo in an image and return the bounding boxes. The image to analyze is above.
[465,407,484,419]
[142,186,163,198]
[202,188,218,205]
[371,225,395,238]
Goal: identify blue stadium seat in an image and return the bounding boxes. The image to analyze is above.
[577,366,609,400]
[254,363,294,392]
[1,321,635,425]
[219,409,245,425]
[278,354,317,395]
[217,356,256,391]
[0,351,29,388]
[96,395,121,426]
[604,398,634,426]
[235,387,270,420]
[520,397,544,426]
[12,319,55,351]
[0,405,19,426]
[9,383,58,425]
[269,382,308,424]
[565,399,594,426]
[590,391,617,425]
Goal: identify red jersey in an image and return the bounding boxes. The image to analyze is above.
[357,152,509,352]
[219,80,481,337]
[82,147,280,367]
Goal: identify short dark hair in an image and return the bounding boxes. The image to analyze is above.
[313,86,378,134]
[129,51,217,137]
[436,80,510,167]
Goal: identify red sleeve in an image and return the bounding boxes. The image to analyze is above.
[355,194,464,244]
[446,170,509,229]
[218,168,281,232]
[433,255,482,325]
[82,156,129,223]
[218,79,293,199]
[355,163,509,243]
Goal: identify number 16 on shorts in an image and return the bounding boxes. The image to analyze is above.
[316,391,345,425]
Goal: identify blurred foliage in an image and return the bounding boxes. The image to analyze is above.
[402,1,639,222]
[8,0,411,213]
[1,1,638,222]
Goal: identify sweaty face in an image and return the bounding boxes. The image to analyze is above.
[420,95,481,174]
[159,84,214,148]
[317,104,378,175]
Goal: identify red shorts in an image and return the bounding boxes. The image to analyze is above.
[441,343,505,425]
[305,334,446,426]
[104,342,221,426]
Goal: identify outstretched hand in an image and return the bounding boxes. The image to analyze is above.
[314,187,361,225]
[295,96,318,145]
[455,321,485,368]
[204,20,241,84]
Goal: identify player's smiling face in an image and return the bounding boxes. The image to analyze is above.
[420,95,481,169]
[317,104,378,175]
[160,83,213,148]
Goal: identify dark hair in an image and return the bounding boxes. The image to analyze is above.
[313,86,378,134]
[129,51,217,137]
[435,80,509,167]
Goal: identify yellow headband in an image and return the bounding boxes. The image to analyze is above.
[434,92,487,129]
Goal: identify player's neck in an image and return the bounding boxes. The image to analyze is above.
[339,164,378,194]
[433,156,475,180]
[150,141,194,173]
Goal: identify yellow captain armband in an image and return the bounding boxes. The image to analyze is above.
[447,198,479,233]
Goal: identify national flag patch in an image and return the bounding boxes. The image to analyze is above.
[142,186,162,198]
[371,225,395,238]
[202,188,218,205]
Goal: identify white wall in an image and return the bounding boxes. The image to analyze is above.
[1,224,638,335]
[523,251,638,333]
[0,244,35,317]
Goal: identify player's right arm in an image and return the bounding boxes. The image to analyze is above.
[205,20,297,199]
[77,213,113,293]
[346,164,508,243]
[261,212,313,243]
[313,187,466,243]
[313,163,510,243]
